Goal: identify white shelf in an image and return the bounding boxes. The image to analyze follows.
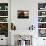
[38,28,46,29]
[38,22,46,23]
[38,10,46,11]
[0,10,8,11]
[0,16,8,17]
[38,16,46,17]
[0,22,8,23]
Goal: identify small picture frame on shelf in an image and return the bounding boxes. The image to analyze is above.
[38,17,46,22]
[38,3,46,10]
[0,23,8,30]
[38,11,46,16]
[38,29,46,37]
[0,23,8,37]
[0,17,8,22]
[17,10,29,19]
[0,3,8,10]
[0,11,8,16]
[5,6,8,10]
[38,23,46,28]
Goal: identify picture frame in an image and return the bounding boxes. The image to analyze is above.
[38,29,46,37]
[17,10,29,19]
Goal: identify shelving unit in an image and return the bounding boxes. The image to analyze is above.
[38,16,46,17]
[0,10,8,11]
[38,10,46,11]
[38,28,46,29]
[0,16,8,17]
[0,3,8,37]
[38,3,46,37]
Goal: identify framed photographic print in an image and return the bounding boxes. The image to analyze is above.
[17,10,29,19]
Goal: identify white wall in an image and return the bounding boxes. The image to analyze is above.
[11,0,46,46]
[11,0,38,30]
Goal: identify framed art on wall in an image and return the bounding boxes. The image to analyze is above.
[17,10,29,19]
